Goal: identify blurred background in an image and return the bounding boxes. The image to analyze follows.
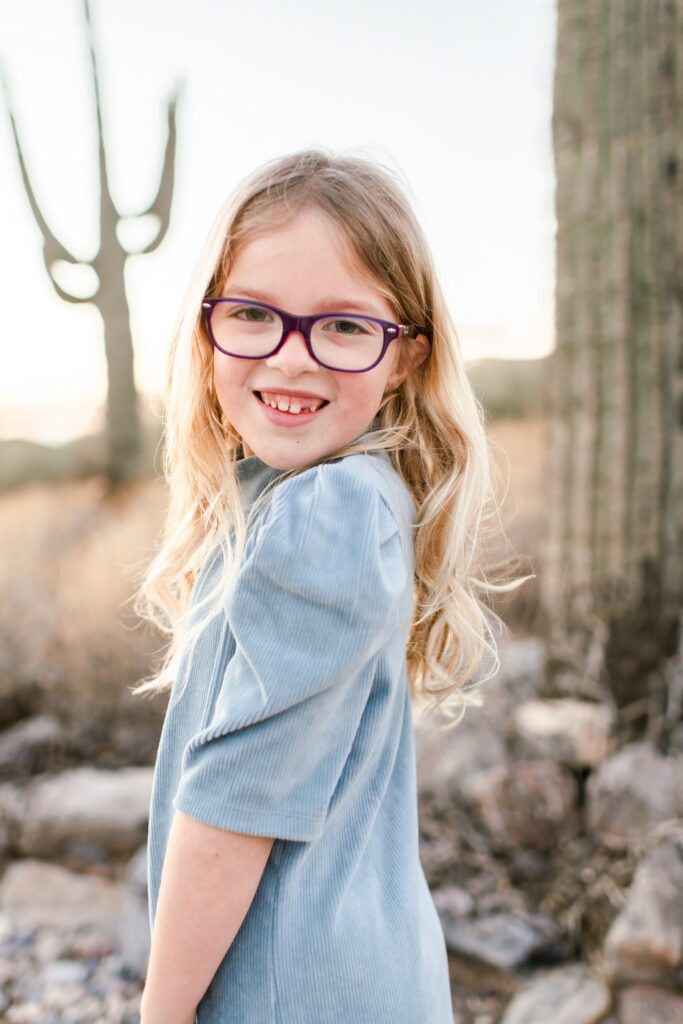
[0,1,681,1022]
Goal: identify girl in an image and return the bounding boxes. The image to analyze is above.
[133,148,528,1024]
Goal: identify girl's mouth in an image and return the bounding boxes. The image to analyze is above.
[254,390,330,425]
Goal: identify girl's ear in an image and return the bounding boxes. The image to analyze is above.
[383,333,430,393]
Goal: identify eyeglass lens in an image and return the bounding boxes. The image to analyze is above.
[210,302,385,371]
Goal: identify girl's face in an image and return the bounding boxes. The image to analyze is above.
[211,207,427,470]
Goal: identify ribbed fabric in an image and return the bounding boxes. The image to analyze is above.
[146,423,453,1023]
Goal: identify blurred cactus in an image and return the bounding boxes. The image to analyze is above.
[0,0,182,484]
[543,0,682,738]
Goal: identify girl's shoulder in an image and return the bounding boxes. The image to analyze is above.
[273,448,416,536]
[247,449,416,575]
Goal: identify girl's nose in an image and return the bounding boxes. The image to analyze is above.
[264,329,320,374]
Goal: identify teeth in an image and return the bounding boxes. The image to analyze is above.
[259,391,325,414]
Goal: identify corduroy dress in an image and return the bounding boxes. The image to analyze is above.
[146,424,453,1023]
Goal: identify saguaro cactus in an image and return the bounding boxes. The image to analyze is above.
[1,0,181,482]
[543,0,682,737]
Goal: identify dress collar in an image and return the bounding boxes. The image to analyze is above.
[234,414,386,509]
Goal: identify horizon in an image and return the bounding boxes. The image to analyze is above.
[0,352,549,449]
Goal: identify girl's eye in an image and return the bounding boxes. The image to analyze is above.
[326,319,368,335]
[232,305,272,323]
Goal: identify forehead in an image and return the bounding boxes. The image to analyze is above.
[230,208,356,272]
[223,208,397,317]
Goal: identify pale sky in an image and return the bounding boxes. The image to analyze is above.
[0,0,556,444]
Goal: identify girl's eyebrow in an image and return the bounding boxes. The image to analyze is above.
[225,285,386,318]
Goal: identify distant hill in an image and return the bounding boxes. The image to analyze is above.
[0,357,550,491]
[0,418,164,493]
[466,355,550,421]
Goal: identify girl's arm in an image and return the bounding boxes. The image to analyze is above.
[140,810,275,1024]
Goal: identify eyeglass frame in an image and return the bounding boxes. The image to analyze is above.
[201,296,425,373]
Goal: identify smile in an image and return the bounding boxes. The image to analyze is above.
[254,390,330,424]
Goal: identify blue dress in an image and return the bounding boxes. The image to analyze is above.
[146,426,453,1023]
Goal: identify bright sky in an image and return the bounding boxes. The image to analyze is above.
[0,0,556,444]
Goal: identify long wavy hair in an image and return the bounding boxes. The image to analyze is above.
[129,146,533,728]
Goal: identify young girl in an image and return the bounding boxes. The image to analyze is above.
[133,148,526,1024]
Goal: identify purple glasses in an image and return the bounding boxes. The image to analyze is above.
[202,296,424,373]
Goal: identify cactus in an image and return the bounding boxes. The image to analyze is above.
[543,0,682,735]
[1,0,182,483]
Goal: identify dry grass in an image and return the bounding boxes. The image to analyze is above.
[0,474,168,730]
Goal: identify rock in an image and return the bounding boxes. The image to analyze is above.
[419,832,458,883]
[0,782,24,854]
[512,699,614,768]
[17,766,153,858]
[67,927,115,960]
[604,837,683,986]
[40,959,91,986]
[113,891,150,980]
[467,760,579,852]
[0,860,125,932]
[32,929,68,964]
[0,714,65,777]
[414,636,545,808]
[500,963,611,1024]
[439,911,563,971]
[12,1007,60,1023]
[124,844,148,896]
[617,984,683,1023]
[490,636,547,706]
[414,710,507,808]
[61,835,112,871]
[586,742,683,845]
[432,885,475,919]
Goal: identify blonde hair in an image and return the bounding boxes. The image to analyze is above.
[129,146,533,728]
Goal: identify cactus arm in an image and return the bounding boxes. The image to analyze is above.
[128,80,183,255]
[82,0,111,253]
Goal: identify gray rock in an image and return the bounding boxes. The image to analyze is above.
[62,835,112,870]
[0,781,24,854]
[415,713,507,807]
[512,699,614,768]
[414,637,546,808]
[125,843,149,895]
[0,714,65,776]
[17,766,153,858]
[586,742,683,844]
[604,837,683,986]
[490,636,547,704]
[40,959,91,986]
[114,891,150,980]
[500,963,611,1024]
[617,984,683,1024]
[6,1003,59,1023]
[439,911,561,971]
[432,884,475,919]
[33,928,69,963]
[467,759,579,852]
[0,860,125,931]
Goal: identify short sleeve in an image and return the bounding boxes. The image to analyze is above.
[172,460,408,842]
